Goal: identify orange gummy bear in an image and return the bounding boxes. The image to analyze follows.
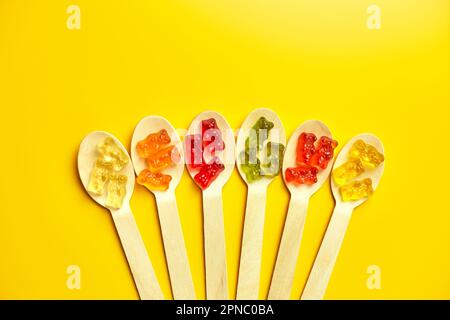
[137,169,172,191]
[136,129,171,158]
[145,145,180,172]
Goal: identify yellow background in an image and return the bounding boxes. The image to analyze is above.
[1,0,449,299]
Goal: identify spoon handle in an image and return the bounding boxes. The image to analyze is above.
[301,204,353,300]
[111,206,164,300]
[155,192,196,300]
[202,189,229,300]
[236,186,268,300]
[268,196,309,300]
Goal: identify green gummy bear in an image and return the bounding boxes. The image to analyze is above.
[245,117,275,151]
[240,151,262,182]
[262,142,285,177]
[241,117,282,182]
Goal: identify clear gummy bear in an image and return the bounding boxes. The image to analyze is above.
[105,173,128,209]
[87,158,113,195]
[98,137,129,171]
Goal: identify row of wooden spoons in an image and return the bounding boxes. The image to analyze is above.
[77,108,384,300]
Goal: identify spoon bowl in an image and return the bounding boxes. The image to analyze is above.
[130,115,185,195]
[282,120,334,197]
[331,133,385,208]
[185,110,235,190]
[78,131,135,209]
[236,108,286,188]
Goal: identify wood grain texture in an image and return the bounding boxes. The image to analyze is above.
[203,189,229,300]
[268,196,309,300]
[236,185,267,300]
[112,206,164,300]
[301,203,353,300]
[155,191,196,300]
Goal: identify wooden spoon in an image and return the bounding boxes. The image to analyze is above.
[268,120,334,300]
[235,108,286,300]
[301,133,385,300]
[131,116,196,300]
[185,111,235,300]
[78,131,163,300]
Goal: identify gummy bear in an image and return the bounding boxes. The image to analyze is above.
[349,140,384,169]
[146,145,180,173]
[87,158,113,195]
[262,142,285,177]
[340,178,373,201]
[98,137,129,171]
[240,151,262,182]
[136,129,171,158]
[285,164,318,185]
[253,116,274,132]
[332,159,364,186]
[187,118,227,189]
[137,169,172,191]
[245,117,274,151]
[202,118,225,152]
[202,118,219,136]
[309,136,338,169]
[185,134,204,169]
[194,158,225,189]
[296,132,317,165]
[240,117,284,182]
[105,173,128,209]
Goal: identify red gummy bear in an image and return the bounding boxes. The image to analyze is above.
[309,136,338,169]
[185,134,203,169]
[194,157,225,189]
[285,164,318,185]
[203,128,225,152]
[202,118,219,135]
[296,132,317,165]
[202,118,225,152]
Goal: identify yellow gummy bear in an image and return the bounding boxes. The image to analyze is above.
[340,178,373,201]
[98,137,129,171]
[87,159,113,195]
[332,159,364,186]
[349,140,384,169]
[105,173,128,209]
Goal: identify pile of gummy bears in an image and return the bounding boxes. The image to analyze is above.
[239,117,285,182]
[185,118,226,189]
[285,132,338,185]
[135,129,180,191]
[332,139,384,201]
[87,137,129,209]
